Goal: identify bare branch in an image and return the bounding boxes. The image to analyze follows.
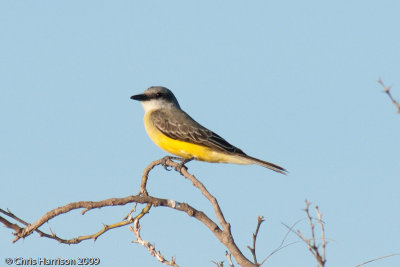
[260,219,303,265]
[123,203,137,220]
[139,158,166,196]
[166,158,230,230]
[0,214,22,233]
[162,158,256,267]
[7,157,162,243]
[211,260,224,267]
[295,200,327,267]
[68,203,152,244]
[131,219,179,267]
[355,253,399,267]
[7,194,217,245]
[0,208,69,243]
[378,78,400,113]
[1,158,259,267]
[315,206,326,262]
[10,196,149,242]
[225,251,234,267]
[247,216,264,265]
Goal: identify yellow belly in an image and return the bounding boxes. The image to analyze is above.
[143,112,248,164]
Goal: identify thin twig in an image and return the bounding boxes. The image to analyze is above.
[211,261,224,267]
[123,203,137,220]
[295,200,327,267]
[378,78,400,113]
[260,219,304,265]
[0,214,22,233]
[355,253,399,267]
[315,206,326,262]
[225,251,234,267]
[139,158,165,196]
[69,203,151,244]
[247,216,264,265]
[131,219,179,267]
[0,208,69,243]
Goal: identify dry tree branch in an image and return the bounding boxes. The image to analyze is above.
[8,196,153,243]
[295,200,327,267]
[315,206,326,262]
[4,158,161,243]
[0,208,71,244]
[1,157,260,267]
[355,253,400,267]
[211,251,235,267]
[247,216,264,265]
[168,157,230,231]
[0,212,22,232]
[1,198,152,244]
[225,251,235,267]
[123,203,138,220]
[260,219,303,265]
[211,260,224,267]
[378,78,400,113]
[130,218,179,267]
[162,157,255,267]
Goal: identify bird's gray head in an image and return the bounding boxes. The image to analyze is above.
[130,86,181,111]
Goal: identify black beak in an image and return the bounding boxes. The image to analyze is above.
[130,94,149,101]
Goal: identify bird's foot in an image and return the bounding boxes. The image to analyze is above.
[175,157,194,173]
[160,156,184,171]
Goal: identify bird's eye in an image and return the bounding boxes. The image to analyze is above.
[155,93,162,98]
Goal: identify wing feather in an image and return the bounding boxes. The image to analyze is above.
[150,109,245,155]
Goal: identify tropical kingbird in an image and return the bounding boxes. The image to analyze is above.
[131,86,287,174]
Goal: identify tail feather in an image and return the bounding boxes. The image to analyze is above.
[241,155,287,175]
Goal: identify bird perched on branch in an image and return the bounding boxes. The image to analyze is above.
[131,86,286,174]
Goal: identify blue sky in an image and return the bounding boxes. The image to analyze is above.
[1,1,399,266]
